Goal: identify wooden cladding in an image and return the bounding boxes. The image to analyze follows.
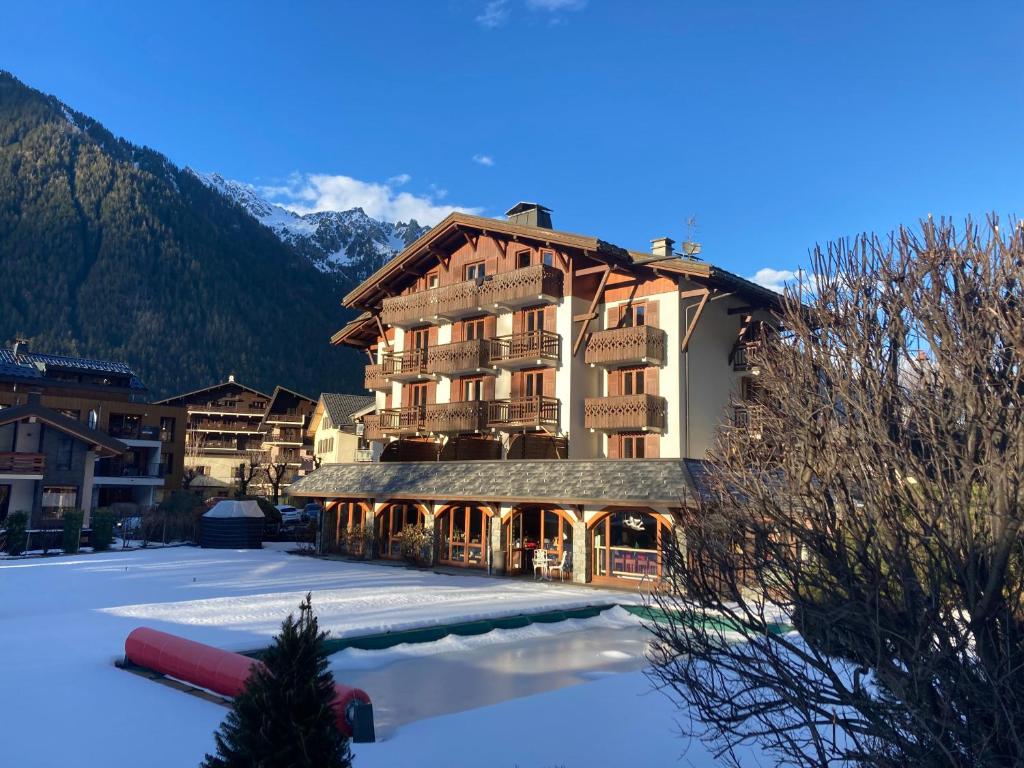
[487,396,560,430]
[380,264,563,327]
[364,364,388,391]
[429,338,491,376]
[424,401,488,434]
[362,414,383,442]
[374,396,560,434]
[584,394,668,433]
[0,452,45,474]
[585,325,667,367]
[379,405,426,435]
[382,347,430,381]
[490,330,561,369]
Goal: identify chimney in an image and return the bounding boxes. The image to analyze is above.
[12,337,29,357]
[650,237,675,258]
[505,202,553,230]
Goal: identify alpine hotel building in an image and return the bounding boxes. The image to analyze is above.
[289,203,779,586]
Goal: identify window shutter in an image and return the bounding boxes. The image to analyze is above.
[484,315,497,339]
[512,310,522,335]
[400,386,409,407]
[426,381,437,403]
[607,434,620,459]
[483,376,495,401]
[385,391,393,409]
[608,370,620,397]
[542,368,555,397]
[644,367,659,396]
[645,434,660,458]
[544,305,556,331]
[428,326,439,345]
[485,255,499,275]
[452,322,463,343]
[646,300,659,327]
[511,372,521,399]
[607,305,619,329]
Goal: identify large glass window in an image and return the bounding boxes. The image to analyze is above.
[41,486,77,522]
[505,506,573,576]
[439,505,489,567]
[592,510,665,580]
[377,503,424,559]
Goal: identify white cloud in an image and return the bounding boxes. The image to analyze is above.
[527,0,586,10]
[262,173,481,225]
[472,154,495,167]
[387,173,411,186]
[749,267,798,294]
[476,0,510,28]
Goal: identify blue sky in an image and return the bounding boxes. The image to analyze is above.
[4,0,1023,288]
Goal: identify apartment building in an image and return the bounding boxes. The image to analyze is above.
[0,344,186,522]
[259,386,317,494]
[309,393,376,465]
[289,203,779,585]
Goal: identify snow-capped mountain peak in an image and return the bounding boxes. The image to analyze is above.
[190,169,427,281]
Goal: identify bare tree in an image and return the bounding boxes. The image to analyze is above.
[264,457,292,505]
[648,217,1024,767]
[235,449,267,498]
[182,428,207,490]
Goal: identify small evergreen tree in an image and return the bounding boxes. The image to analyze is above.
[90,509,115,551]
[3,511,28,555]
[202,594,352,768]
[62,510,84,554]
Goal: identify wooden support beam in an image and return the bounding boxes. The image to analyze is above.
[681,289,710,353]
[374,315,392,353]
[576,263,612,277]
[573,267,611,356]
[680,288,708,299]
[459,227,478,252]
[573,312,598,322]
[364,348,374,362]
[488,233,507,258]
[554,249,570,271]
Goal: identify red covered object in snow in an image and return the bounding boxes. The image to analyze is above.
[124,627,374,742]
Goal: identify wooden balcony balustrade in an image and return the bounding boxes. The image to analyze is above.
[0,452,45,474]
[380,264,564,328]
[427,338,491,376]
[382,347,431,381]
[732,342,761,371]
[424,401,488,434]
[365,363,388,391]
[489,330,561,369]
[379,405,427,435]
[487,396,560,430]
[585,325,667,367]
[362,414,384,442]
[733,405,750,429]
[584,394,668,433]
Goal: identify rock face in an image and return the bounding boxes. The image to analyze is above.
[193,172,428,283]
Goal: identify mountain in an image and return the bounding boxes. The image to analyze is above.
[194,172,427,283]
[0,71,365,399]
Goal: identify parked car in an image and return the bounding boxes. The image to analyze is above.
[303,503,322,522]
[275,505,302,525]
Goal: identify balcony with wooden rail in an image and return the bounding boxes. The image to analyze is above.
[584,394,668,433]
[427,338,492,377]
[487,396,560,430]
[424,401,488,434]
[489,330,561,370]
[379,405,426,436]
[380,264,563,328]
[0,452,46,475]
[365,363,388,391]
[382,347,432,382]
[363,413,384,442]
[585,325,667,368]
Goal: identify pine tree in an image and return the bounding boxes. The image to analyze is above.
[202,594,352,768]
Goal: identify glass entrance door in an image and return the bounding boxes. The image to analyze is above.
[505,506,572,576]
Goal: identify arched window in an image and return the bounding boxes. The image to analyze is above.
[325,501,369,556]
[377,503,425,559]
[438,505,491,567]
[591,510,668,581]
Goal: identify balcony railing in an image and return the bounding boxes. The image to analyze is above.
[0,452,45,474]
[585,325,667,367]
[363,414,383,442]
[487,396,560,430]
[424,401,488,433]
[191,420,264,433]
[353,448,374,462]
[428,338,491,376]
[382,347,430,381]
[365,363,388,391]
[733,406,750,429]
[489,330,561,369]
[733,342,762,372]
[108,424,161,440]
[380,264,563,328]
[379,405,426,435]
[95,461,165,479]
[584,394,668,433]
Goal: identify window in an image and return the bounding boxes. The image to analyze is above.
[621,303,646,328]
[516,250,531,269]
[523,370,544,398]
[523,306,544,334]
[620,433,646,459]
[160,452,174,477]
[88,410,98,430]
[159,416,176,442]
[408,327,430,351]
[55,435,73,471]
[542,250,554,267]
[410,383,429,409]
[426,272,440,289]
[462,378,484,402]
[592,510,664,579]
[464,317,485,341]
[465,262,486,280]
[41,486,77,520]
[621,368,645,395]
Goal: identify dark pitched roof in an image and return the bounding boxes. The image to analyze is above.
[0,403,127,456]
[287,459,698,507]
[0,348,146,390]
[154,378,271,405]
[321,393,375,428]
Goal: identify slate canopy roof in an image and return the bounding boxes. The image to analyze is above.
[288,459,701,508]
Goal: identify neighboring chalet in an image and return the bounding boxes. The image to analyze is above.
[0,343,186,522]
[289,203,780,586]
[309,393,376,465]
[259,386,317,495]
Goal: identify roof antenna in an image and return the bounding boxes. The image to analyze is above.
[681,215,702,260]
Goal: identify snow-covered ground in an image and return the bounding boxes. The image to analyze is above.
[0,544,760,767]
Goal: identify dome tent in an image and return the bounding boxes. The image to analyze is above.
[200,500,265,549]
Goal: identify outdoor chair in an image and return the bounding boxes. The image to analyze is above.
[549,551,571,582]
[533,549,550,580]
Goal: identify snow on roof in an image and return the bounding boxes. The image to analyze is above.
[204,499,265,519]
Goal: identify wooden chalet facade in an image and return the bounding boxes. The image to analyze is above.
[291,203,780,585]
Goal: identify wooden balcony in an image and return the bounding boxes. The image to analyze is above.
[0,452,45,475]
[365,363,388,391]
[424,401,488,434]
[584,394,668,433]
[379,265,564,328]
[427,338,492,377]
[382,347,431,382]
[379,406,426,436]
[363,414,384,442]
[479,264,563,310]
[489,330,561,370]
[732,342,760,372]
[487,396,560,430]
[585,325,667,367]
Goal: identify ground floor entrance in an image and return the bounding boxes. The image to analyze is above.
[437,504,491,568]
[376,502,425,559]
[591,510,668,582]
[505,505,574,577]
[323,501,370,557]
